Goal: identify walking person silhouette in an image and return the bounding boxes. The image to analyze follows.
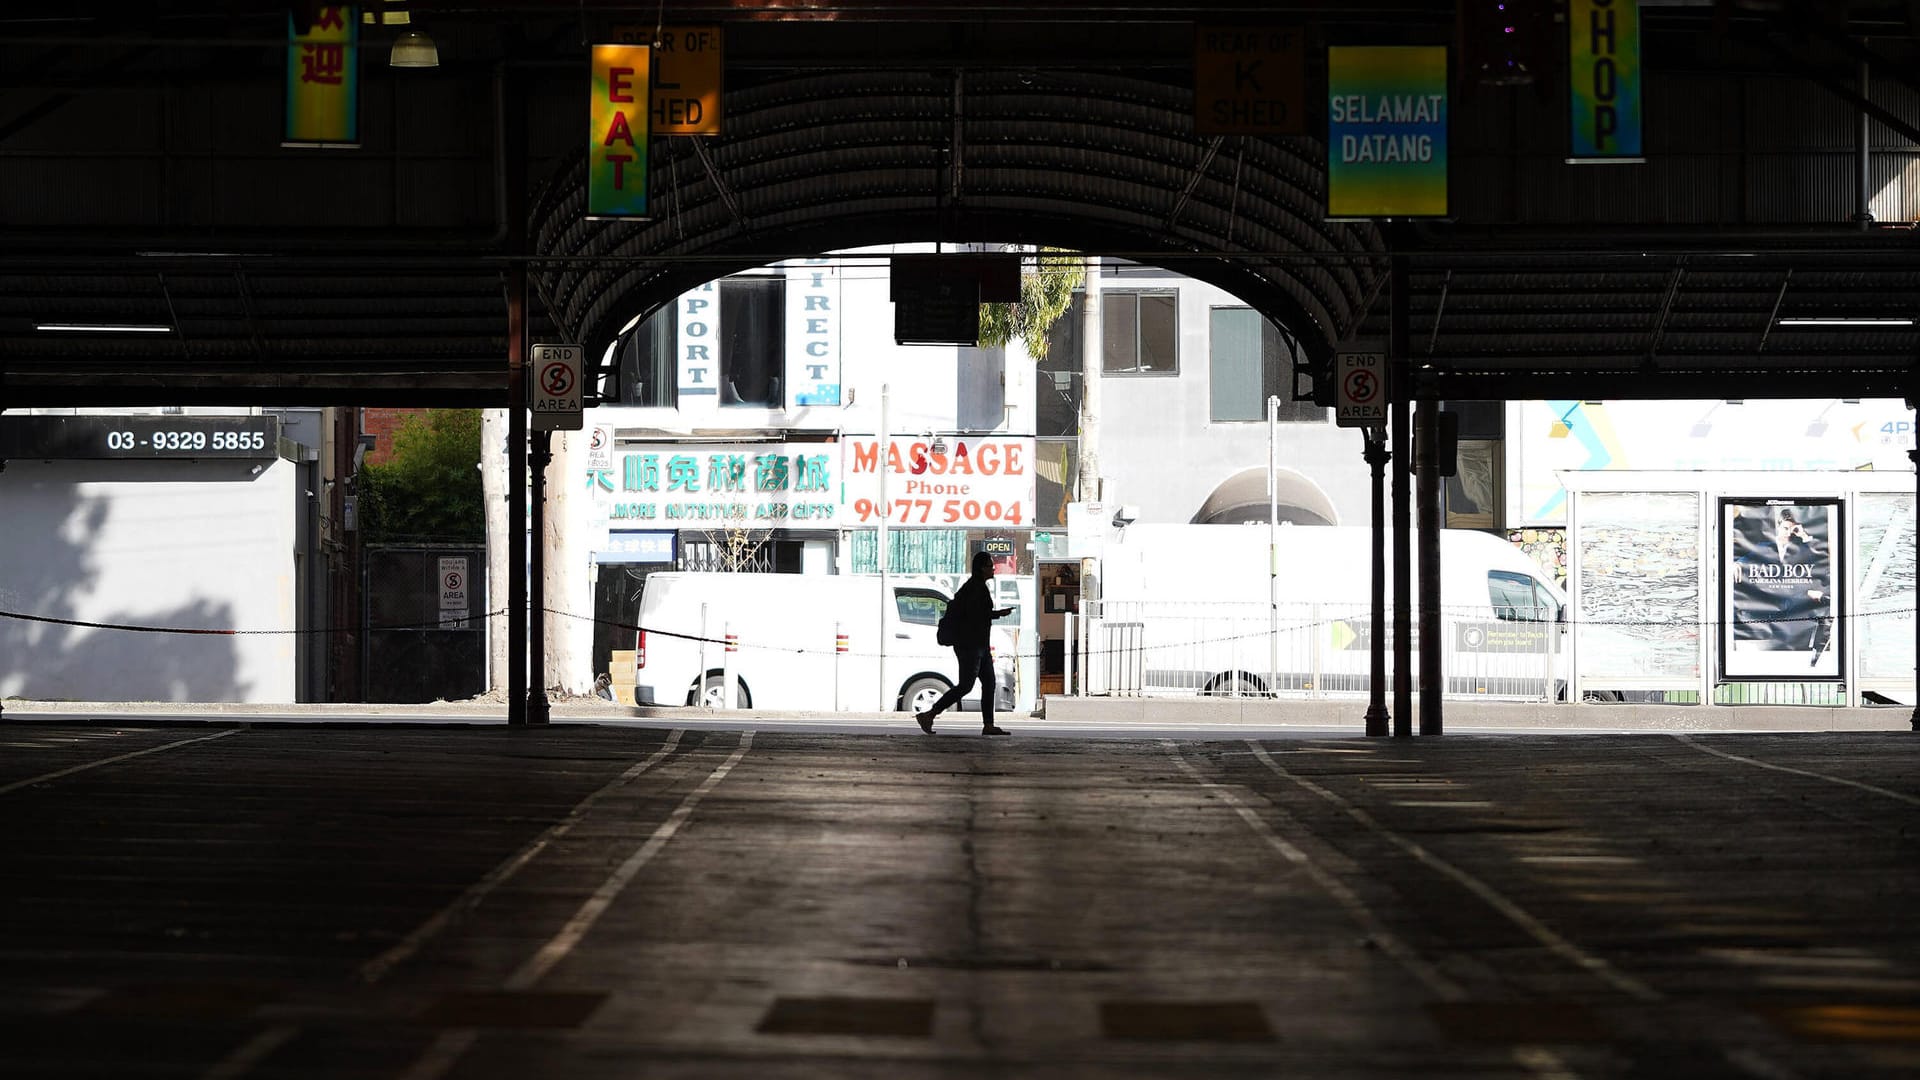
[918,551,1014,736]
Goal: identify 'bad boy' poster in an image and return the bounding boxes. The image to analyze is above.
[1721,499,1842,679]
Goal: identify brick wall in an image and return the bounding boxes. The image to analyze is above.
[360,407,424,466]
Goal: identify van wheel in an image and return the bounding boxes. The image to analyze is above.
[1202,671,1266,697]
[900,676,950,714]
[691,673,751,709]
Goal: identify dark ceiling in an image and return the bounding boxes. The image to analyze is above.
[2,1,1917,407]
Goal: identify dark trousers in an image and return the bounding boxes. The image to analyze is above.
[928,645,995,727]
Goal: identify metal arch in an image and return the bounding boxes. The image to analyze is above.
[530,68,1378,381]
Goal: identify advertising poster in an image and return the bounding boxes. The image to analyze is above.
[1721,498,1842,680]
[1326,45,1448,217]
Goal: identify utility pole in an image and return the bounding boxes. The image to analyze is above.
[1076,253,1103,504]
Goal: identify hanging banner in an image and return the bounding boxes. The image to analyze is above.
[1568,0,1644,160]
[786,259,842,406]
[1326,46,1448,218]
[284,6,359,146]
[589,44,650,217]
[1720,498,1843,680]
[841,436,1036,529]
[676,281,719,398]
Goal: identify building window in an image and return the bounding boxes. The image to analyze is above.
[618,311,678,408]
[614,276,786,409]
[720,275,783,407]
[1209,307,1325,423]
[1102,292,1177,374]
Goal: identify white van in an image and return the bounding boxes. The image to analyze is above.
[1089,524,1567,700]
[632,572,1014,713]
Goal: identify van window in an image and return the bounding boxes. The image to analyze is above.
[895,590,948,625]
[1487,571,1550,621]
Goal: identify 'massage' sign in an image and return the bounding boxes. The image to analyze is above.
[842,437,1035,528]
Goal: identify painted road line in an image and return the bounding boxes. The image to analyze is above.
[395,1030,479,1080]
[361,729,688,984]
[1246,741,1663,1004]
[1163,740,1461,1001]
[392,732,753,1080]
[1173,743,1592,1080]
[0,728,238,795]
[507,730,754,991]
[1674,735,1920,807]
[198,1024,299,1080]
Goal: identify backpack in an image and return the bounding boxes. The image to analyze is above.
[936,606,957,646]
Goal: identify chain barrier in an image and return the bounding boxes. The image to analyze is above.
[4,603,1914,666]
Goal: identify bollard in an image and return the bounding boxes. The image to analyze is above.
[722,622,738,710]
[834,622,846,711]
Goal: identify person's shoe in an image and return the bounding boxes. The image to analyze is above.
[982,724,1010,736]
[916,711,936,734]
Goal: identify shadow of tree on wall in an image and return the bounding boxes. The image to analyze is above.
[0,469,246,703]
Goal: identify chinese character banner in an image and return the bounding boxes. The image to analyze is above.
[285,6,358,145]
[590,443,839,526]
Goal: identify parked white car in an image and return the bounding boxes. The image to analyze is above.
[632,571,1013,713]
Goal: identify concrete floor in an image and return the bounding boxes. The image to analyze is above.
[1,718,1917,1078]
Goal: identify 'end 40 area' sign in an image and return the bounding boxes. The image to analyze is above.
[1335,351,1387,428]
[531,344,584,431]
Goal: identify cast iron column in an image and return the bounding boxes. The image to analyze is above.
[1910,391,1918,731]
[1417,404,1443,736]
[528,430,552,725]
[1364,426,1390,736]
[504,62,529,727]
[1390,222,1412,736]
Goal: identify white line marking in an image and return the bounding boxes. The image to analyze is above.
[1512,1046,1582,1080]
[1163,740,1462,1001]
[506,731,753,991]
[199,1024,299,1080]
[1674,735,1920,806]
[0,729,238,795]
[1245,741,1663,1003]
[361,729,687,984]
[390,733,750,1080]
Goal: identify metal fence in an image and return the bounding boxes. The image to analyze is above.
[363,545,487,703]
[1075,600,1563,702]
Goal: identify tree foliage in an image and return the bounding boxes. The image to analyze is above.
[977,248,1085,362]
[359,409,485,543]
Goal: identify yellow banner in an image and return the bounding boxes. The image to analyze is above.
[285,6,358,146]
[590,44,651,217]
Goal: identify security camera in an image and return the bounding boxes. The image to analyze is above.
[1112,504,1140,527]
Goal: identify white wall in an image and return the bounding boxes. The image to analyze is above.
[0,459,298,702]
[1093,269,1371,526]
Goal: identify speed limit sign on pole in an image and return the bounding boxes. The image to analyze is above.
[529,343,584,431]
[1334,351,1388,428]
